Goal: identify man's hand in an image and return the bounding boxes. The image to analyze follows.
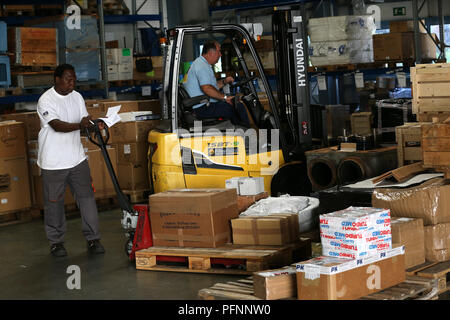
[224,76,234,84]
[79,116,93,130]
[224,95,234,106]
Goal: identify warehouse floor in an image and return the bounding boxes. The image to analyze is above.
[0,208,240,300]
[1,208,448,300]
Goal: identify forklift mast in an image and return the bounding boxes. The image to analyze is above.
[272,4,312,160]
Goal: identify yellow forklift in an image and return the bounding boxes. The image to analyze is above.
[148,5,314,197]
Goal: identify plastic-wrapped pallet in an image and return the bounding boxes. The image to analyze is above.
[309,39,374,66]
[308,15,376,42]
[320,206,392,259]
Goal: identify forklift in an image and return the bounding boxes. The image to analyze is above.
[88,5,316,258]
[148,4,314,198]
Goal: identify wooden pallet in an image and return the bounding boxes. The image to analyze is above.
[1,5,35,16]
[406,260,450,294]
[136,239,311,275]
[198,275,439,300]
[360,276,439,300]
[0,87,23,97]
[0,207,38,227]
[123,189,151,204]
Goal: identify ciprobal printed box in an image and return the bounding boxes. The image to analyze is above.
[319,207,392,259]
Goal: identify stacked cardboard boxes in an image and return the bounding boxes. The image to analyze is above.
[106,48,133,81]
[391,217,425,269]
[372,177,450,262]
[0,121,31,214]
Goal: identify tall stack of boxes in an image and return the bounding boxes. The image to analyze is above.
[308,15,376,66]
[106,48,133,81]
[0,121,31,214]
[98,99,161,193]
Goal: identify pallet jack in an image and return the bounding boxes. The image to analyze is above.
[85,120,153,260]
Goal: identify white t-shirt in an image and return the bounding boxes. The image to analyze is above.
[37,87,88,170]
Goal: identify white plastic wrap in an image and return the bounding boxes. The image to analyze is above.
[308,15,376,42]
[309,39,373,66]
[240,195,320,232]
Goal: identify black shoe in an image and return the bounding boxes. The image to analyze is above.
[87,239,105,254]
[50,243,67,257]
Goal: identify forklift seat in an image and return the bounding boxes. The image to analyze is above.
[178,86,231,129]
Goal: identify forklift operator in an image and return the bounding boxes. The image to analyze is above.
[36,64,105,257]
[183,40,250,127]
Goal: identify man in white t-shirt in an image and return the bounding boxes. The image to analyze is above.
[37,64,105,257]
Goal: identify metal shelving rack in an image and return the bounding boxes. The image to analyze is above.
[0,0,162,105]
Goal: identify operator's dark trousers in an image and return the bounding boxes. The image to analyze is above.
[41,160,100,245]
[194,101,250,127]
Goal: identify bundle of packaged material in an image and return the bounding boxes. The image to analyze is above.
[308,15,376,42]
[308,15,376,66]
[320,206,392,259]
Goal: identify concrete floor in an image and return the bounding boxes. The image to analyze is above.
[1,207,448,300]
[0,208,241,300]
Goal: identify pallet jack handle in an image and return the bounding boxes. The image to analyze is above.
[85,120,138,235]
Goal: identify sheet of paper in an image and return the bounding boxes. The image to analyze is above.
[99,105,122,127]
[344,173,444,189]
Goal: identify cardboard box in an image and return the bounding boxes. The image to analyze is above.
[351,112,373,135]
[0,156,31,213]
[85,99,114,109]
[236,191,269,213]
[269,213,300,243]
[253,267,297,300]
[395,123,423,166]
[296,246,406,300]
[106,48,133,65]
[239,177,265,196]
[372,177,450,225]
[1,113,41,141]
[149,188,238,248]
[389,20,426,33]
[373,32,437,61]
[391,217,425,268]
[118,63,133,80]
[117,141,148,164]
[231,216,290,245]
[424,223,450,262]
[86,147,117,198]
[117,162,149,190]
[107,65,119,81]
[0,121,27,158]
[109,120,159,143]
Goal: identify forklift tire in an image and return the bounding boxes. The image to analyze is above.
[271,162,312,197]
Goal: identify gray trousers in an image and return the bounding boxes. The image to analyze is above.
[41,160,100,245]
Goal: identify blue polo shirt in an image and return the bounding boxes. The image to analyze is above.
[183,56,218,109]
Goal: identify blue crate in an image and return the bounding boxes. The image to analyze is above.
[36,16,99,50]
[0,22,7,53]
[60,49,100,82]
[0,55,11,87]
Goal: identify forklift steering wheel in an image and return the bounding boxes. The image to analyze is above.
[229,76,257,89]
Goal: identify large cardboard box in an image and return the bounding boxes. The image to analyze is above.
[117,162,149,190]
[372,177,450,225]
[253,266,297,300]
[373,32,437,61]
[149,188,238,248]
[389,20,427,33]
[231,216,291,245]
[1,113,41,141]
[424,223,450,262]
[117,141,148,164]
[391,217,425,268]
[0,121,27,158]
[296,246,406,300]
[0,156,31,213]
[86,147,117,198]
[109,120,159,143]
